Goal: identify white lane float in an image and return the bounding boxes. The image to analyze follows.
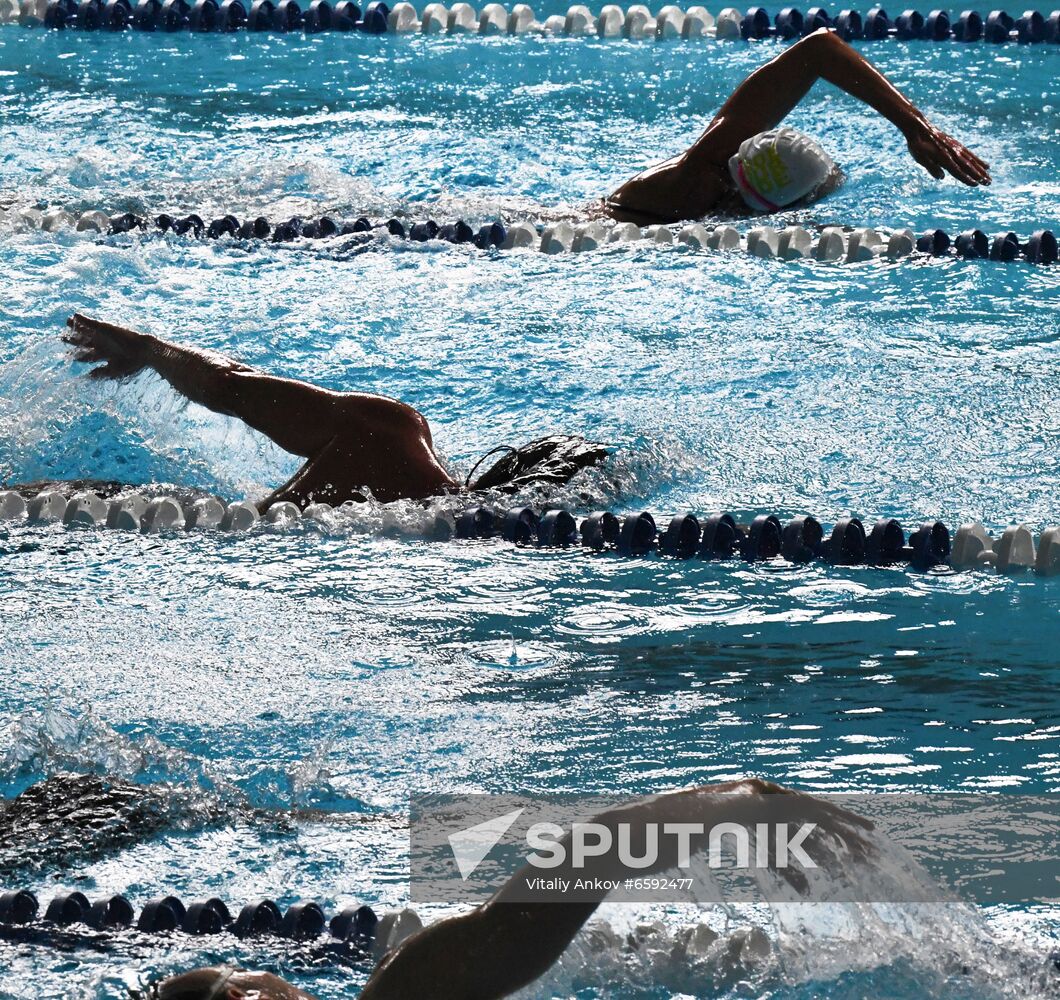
[500,221,537,249]
[64,492,108,527]
[564,3,593,34]
[608,221,642,243]
[142,497,185,533]
[106,495,148,531]
[0,491,28,520]
[420,2,447,30]
[477,1,505,30]
[185,496,225,529]
[265,501,301,527]
[507,3,535,32]
[677,223,710,248]
[27,491,68,523]
[387,1,419,28]
[221,500,260,532]
[596,3,622,34]
[540,222,576,253]
[447,2,476,31]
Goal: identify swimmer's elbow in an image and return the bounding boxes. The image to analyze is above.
[791,25,846,62]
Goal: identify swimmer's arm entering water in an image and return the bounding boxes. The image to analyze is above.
[63,314,459,504]
[608,29,990,222]
[65,314,372,457]
[361,779,875,1000]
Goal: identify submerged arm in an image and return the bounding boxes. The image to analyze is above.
[66,314,371,458]
[686,29,990,185]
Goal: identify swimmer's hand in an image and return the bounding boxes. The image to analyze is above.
[63,313,150,381]
[904,118,991,187]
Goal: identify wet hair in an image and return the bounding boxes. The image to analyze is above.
[468,435,610,493]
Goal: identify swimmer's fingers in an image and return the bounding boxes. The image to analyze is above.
[85,358,143,381]
[907,128,990,187]
[63,314,149,378]
[937,137,990,186]
[931,134,990,186]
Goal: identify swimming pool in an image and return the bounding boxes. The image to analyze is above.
[1,16,1060,998]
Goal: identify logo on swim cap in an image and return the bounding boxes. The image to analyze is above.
[728,127,835,212]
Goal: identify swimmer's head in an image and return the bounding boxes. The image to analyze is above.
[728,127,838,213]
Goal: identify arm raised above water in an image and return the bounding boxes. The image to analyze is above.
[685,28,990,185]
[63,313,423,460]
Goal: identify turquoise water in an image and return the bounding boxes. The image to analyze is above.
[1,20,1060,999]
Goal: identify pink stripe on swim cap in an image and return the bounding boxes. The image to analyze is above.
[735,160,780,213]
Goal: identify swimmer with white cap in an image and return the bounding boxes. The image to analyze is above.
[604,28,990,224]
[145,780,875,1000]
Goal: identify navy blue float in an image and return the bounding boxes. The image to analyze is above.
[446,504,968,576]
[87,895,134,930]
[538,509,579,546]
[182,897,231,935]
[502,506,538,544]
[330,904,379,944]
[44,892,91,925]
[0,890,38,925]
[781,514,823,562]
[823,517,866,564]
[866,517,905,564]
[581,510,620,550]
[661,513,701,558]
[908,520,951,568]
[954,6,984,33]
[138,895,186,932]
[232,899,282,937]
[0,888,380,959]
[834,8,864,35]
[279,901,326,940]
[700,513,738,558]
[618,511,657,556]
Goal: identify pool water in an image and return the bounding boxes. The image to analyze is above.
[1,17,1060,999]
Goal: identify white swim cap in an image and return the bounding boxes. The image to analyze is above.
[728,127,836,212]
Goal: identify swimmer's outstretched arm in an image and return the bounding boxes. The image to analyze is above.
[686,28,990,186]
[63,314,422,460]
[609,29,989,219]
[361,779,875,1000]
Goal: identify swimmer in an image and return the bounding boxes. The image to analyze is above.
[148,779,875,1000]
[60,314,609,509]
[604,28,991,224]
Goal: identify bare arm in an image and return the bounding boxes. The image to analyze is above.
[361,779,875,1000]
[64,314,394,459]
[687,29,990,186]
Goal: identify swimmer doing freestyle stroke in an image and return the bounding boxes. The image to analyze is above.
[139,779,876,1000]
[602,28,989,223]
[57,313,609,508]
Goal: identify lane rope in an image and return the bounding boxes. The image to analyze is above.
[6,206,1059,265]
[3,488,1060,576]
[0,888,381,959]
[5,0,1060,44]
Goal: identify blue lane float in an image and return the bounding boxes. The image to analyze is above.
[0,887,379,950]
[6,0,1060,41]
[3,486,1058,577]
[7,205,1060,269]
